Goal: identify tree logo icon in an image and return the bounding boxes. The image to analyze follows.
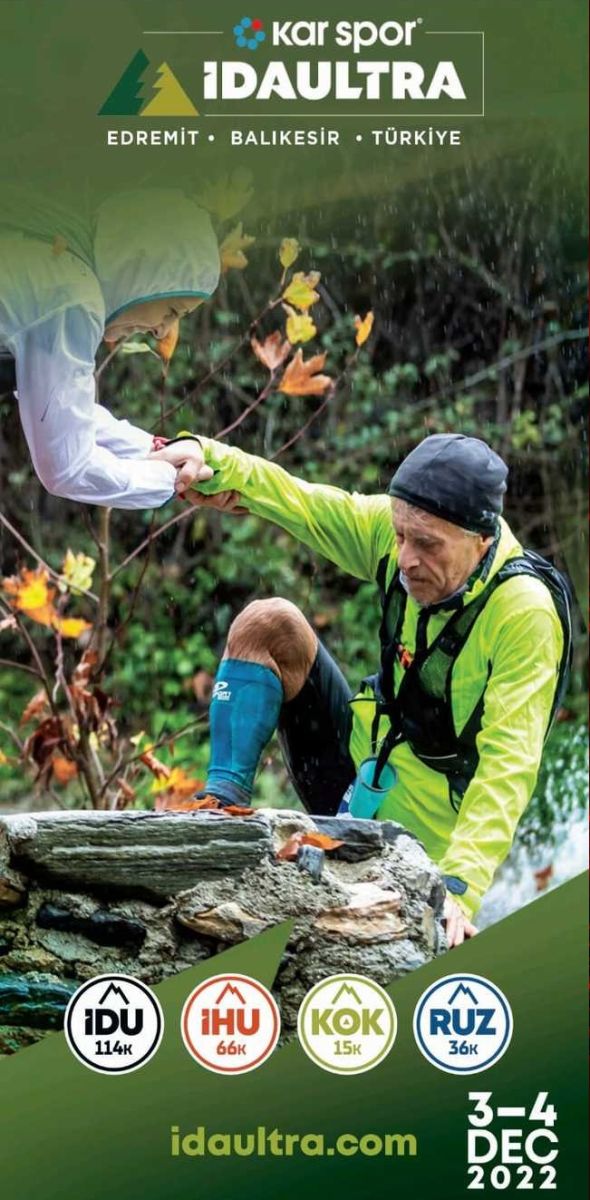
[99,49,199,117]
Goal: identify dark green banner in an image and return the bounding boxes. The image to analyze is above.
[0,874,587,1199]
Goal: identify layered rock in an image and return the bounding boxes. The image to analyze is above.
[0,808,446,1053]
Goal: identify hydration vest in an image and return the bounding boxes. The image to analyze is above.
[370,549,573,808]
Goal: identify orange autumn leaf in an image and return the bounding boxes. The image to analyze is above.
[20,690,49,726]
[181,795,221,811]
[3,567,91,637]
[354,310,374,347]
[277,349,332,397]
[251,330,291,372]
[151,765,202,799]
[52,755,79,784]
[276,830,343,861]
[155,319,179,366]
[155,795,203,812]
[303,832,343,851]
[170,795,255,816]
[3,566,55,615]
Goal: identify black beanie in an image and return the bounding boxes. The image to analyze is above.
[388,434,507,534]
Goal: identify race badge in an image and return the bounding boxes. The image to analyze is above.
[297,974,397,1075]
[64,974,164,1074]
[181,973,281,1074]
[413,973,513,1075]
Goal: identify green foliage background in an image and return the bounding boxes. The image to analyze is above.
[0,150,587,838]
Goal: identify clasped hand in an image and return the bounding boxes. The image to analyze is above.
[148,439,247,512]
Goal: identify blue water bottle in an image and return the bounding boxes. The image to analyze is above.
[338,757,397,819]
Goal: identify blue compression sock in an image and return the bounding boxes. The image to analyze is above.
[206,659,284,805]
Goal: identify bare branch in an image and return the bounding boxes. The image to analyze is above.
[152,296,282,431]
[0,658,41,679]
[110,506,194,579]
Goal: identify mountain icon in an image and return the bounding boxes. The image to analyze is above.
[215,983,247,1006]
[331,983,363,1006]
[448,983,479,1005]
[98,982,130,1005]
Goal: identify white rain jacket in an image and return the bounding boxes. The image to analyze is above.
[0,190,219,507]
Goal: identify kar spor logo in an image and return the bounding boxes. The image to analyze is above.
[233,17,266,50]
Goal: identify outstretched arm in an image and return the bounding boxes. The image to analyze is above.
[14,308,179,508]
[152,434,396,582]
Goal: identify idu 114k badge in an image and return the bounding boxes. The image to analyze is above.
[64,974,164,1074]
[181,973,281,1074]
[413,973,513,1075]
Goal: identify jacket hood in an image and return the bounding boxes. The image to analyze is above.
[93,189,220,324]
[0,187,220,334]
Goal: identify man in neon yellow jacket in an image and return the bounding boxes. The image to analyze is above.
[152,433,564,946]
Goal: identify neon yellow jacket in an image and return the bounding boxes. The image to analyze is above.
[194,438,563,918]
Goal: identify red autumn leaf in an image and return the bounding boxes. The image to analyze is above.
[276,832,305,860]
[251,330,291,372]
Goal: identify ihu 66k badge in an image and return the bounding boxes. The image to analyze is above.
[181,973,281,1074]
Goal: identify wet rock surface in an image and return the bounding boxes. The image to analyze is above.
[0,808,446,1052]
